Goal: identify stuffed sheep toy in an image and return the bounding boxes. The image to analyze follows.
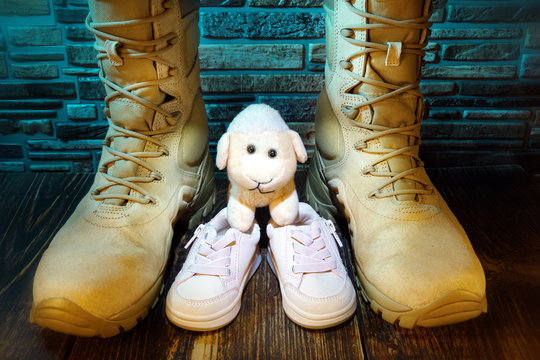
[216,104,308,232]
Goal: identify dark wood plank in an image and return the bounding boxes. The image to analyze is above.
[0,173,94,359]
[355,165,540,360]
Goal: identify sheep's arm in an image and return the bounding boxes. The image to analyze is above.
[269,182,299,227]
[227,193,256,232]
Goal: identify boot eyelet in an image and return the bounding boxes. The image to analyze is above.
[355,141,367,150]
[144,196,157,205]
[98,166,107,173]
[367,190,379,199]
[166,111,180,124]
[150,172,163,181]
[342,105,359,119]
[339,60,352,69]
[166,111,180,121]
[168,68,178,76]
[161,147,170,156]
[340,28,354,38]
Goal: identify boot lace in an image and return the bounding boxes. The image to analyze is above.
[184,225,234,277]
[291,220,343,274]
[337,0,433,199]
[85,1,179,204]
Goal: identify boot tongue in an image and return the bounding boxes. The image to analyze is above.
[355,0,425,201]
[89,0,165,205]
[89,0,164,132]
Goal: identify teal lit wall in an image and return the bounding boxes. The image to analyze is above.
[0,0,539,173]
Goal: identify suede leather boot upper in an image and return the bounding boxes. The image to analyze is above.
[306,0,487,328]
[30,0,215,338]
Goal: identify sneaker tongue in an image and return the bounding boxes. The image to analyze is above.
[290,225,312,244]
[354,0,426,201]
[203,226,218,244]
[89,0,165,205]
[296,225,312,234]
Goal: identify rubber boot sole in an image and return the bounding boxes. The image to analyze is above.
[30,275,166,338]
[305,151,487,328]
[29,152,216,338]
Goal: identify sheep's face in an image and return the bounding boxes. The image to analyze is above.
[227,132,298,194]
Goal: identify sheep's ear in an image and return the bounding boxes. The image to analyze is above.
[216,133,230,170]
[288,130,308,163]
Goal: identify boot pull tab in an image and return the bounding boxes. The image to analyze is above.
[385,41,403,67]
[104,40,124,66]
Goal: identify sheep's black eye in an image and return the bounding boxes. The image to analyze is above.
[268,149,277,158]
[247,144,256,154]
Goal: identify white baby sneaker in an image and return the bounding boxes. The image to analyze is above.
[267,203,357,329]
[166,208,261,331]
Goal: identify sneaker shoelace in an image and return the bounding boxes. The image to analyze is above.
[85,1,179,204]
[337,0,433,199]
[291,220,343,274]
[184,225,234,277]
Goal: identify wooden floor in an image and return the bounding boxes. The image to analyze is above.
[0,165,539,360]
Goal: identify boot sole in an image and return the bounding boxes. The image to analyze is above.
[355,269,487,328]
[30,152,217,338]
[165,253,261,332]
[305,152,487,328]
[30,274,166,338]
[267,249,357,329]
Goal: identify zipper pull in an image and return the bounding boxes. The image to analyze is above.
[326,220,343,247]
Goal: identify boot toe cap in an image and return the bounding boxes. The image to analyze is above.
[361,236,486,310]
[356,227,487,328]
[31,223,166,336]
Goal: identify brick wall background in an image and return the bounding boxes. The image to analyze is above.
[0,0,539,174]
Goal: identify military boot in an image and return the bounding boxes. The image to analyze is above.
[30,0,215,337]
[306,0,487,328]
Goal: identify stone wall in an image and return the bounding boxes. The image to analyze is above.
[0,0,539,173]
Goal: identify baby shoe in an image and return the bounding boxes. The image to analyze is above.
[166,208,261,331]
[267,202,357,329]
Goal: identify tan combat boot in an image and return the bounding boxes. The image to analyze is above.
[306,0,487,328]
[30,0,215,337]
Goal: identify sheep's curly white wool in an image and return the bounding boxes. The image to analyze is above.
[227,104,289,134]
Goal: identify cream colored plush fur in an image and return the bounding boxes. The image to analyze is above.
[217,104,308,232]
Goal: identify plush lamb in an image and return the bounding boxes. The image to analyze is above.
[216,104,308,232]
